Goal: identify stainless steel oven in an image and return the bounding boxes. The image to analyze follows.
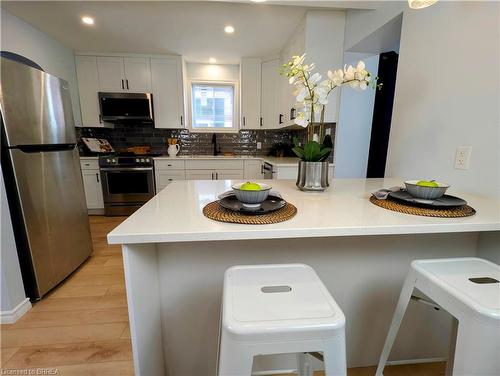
[99,155,155,216]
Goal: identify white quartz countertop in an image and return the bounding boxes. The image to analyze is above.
[153,155,334,167]
[80,155,333,167]
[107,179,500,244]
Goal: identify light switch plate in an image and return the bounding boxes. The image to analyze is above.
[454,146,472,170]
[256,142,262,150]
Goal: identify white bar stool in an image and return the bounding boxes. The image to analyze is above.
[217,264,346,376]
[376,257,500,376]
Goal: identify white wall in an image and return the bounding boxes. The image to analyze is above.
[477,232,500,264]
[386,2,500,199]
[1,168,30,321]
[305,10,345,123]
[344,2,500,199]
[186,62,239,81]
[344,2,405,51]
[1,9,82,127]
[335,53,379,178]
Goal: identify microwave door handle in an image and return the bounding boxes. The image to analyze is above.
[126,79,129,90]
[121,79,125,90]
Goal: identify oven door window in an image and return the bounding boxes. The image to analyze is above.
[107,171,150,194]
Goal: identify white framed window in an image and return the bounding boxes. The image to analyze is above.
[188,80,239,132]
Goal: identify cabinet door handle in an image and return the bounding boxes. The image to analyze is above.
[126,79,129,90]
[260,164,264,174]
[243,117,246,126]
[121,79,125,90]
[180,116,183,126]
[96,173,100,183]
[260,117,263,127]
[279,114,284,124]
[216,172,218,180]
[290,108,296,120]
[98,114,102,124]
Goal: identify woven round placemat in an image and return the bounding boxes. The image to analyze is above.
[203,201,297,224]
[369,196,476,218]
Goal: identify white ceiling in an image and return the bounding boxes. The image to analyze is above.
[1,1,377,64]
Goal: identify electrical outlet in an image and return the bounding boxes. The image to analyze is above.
[256,142,262,150]
[454,146,472,170]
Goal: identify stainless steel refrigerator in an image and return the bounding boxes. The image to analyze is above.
[0,57,93,299]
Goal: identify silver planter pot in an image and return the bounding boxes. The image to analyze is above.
[296,161,330,191]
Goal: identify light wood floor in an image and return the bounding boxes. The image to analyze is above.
[0,216,446,375]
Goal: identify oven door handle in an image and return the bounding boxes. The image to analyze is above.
[100,167,153,172]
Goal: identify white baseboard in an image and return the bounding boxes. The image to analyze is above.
[0,298,31,324]
[386,357,447,366]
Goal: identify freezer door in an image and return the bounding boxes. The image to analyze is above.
[9,148,92,297]
[0,58,76,147]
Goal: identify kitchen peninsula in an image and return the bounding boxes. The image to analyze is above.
[107,179,500,376]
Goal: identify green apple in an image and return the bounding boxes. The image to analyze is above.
[416,180,439,188]
[240,182,261,191]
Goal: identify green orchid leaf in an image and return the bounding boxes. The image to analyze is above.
[318,147,332,161]
[292,146,304,159]
[303,141,321,161]
[292,137,301,148]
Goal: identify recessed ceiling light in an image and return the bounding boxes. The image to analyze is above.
[252,0,267,2]
[209,57,217,63]
[81,16,94,25]
[224,25,235,34]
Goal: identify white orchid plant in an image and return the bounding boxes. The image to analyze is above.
[280,54,380,162]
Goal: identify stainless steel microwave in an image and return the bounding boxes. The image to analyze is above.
[98,92,154,122]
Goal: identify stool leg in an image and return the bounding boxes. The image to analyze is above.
[218,335,254,376]
[323,334,347,376]
[297,353,313,376]
[375,273,416,376]
[452,318,500,376]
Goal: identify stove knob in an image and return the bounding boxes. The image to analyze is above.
[112,159,116,163]
[141,158,145,163]
[145,158,150,163]
[106,159,110,163]
[136,158,140,163]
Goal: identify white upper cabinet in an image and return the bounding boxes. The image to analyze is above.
[151,57,184,129]
[75,56,103,127]
[279,22,306,127]
[97,56,126,92]
[240,58,262,130]
[96,56,152,93]
[261,59,280,130]
[76,53,183,129]
[123,57,152,92]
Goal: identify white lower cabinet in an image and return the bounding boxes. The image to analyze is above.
[243,160,263,180]
[80,167,104,210]
[185,169,243,180]
[155,170,186,193]
[216,170,244,180]
[156,158,248,186]
[185,169,215,180]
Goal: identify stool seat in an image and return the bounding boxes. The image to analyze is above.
[377,257,500,376]
[218,263,347,376]
[412,258,500,319]
[223,264,345,341]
